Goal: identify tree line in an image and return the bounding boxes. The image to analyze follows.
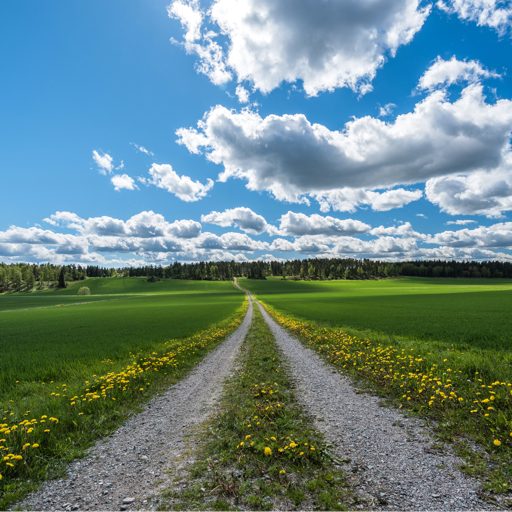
[0,263,87,292]
[1,258,511,293]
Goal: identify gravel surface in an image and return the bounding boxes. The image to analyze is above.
[16,297,252,512]
[254,298,498,511]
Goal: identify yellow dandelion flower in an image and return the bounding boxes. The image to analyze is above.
[494,440,501,446]
[264,447,272,456]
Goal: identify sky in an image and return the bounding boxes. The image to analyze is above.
[2,0,512,267]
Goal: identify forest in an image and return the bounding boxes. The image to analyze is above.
[1,257,511,293]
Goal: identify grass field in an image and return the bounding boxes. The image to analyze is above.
[26,276,218,296]
[242,277,512,491]
[0,278,246,506]
[241,277,512,352]
[0,279,244,392]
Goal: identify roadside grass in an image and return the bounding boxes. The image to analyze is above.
[260,302,512,499]
[160,305,360,511]
[0,299,248,509]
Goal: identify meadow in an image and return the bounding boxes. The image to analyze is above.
[242,277,512,491]
[241,277,512,352]
[0,278,244,391]
[0,278,246,506]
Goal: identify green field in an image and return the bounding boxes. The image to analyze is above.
[241,277,512,351]
[27,276,221,296]
[0,278,245,393]
[0,278,247,506]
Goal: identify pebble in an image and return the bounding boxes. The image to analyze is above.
[255,298,502,511]
[13,298,253,511]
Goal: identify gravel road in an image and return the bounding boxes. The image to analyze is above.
[254,298,498,511]
[15,297,252,512]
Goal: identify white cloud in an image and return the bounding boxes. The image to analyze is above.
[178,82,512,214]
[201,207,269,234]
[197,231,268,251]
[446,219,477,225]
[425,161,512,217]
[235,84,250,103]
[141,163,214,202]
[276,212,371,237]
[44,211,84,228]
[438,0,512,36]
[169,0,232,85]
[111,174,139,192]
[379,103,396,117]
[0,226,86,248]
[314,188,423,213]
[418,56,500,91]
[5,211,512,264]
[416,213,427,218]
[92,150,114,175]
[429,222,512,248]
[370,222,428,240]
[44,210,202,239]
[169,0,430,96]
[130,143,154,156]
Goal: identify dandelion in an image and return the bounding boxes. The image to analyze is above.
[280,469,286,474]
[494,440,501,446]
[264,447,272,456]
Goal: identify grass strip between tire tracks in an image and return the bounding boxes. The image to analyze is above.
[160,304,360,511]
[0,300,249,510]
[259,301,512,503]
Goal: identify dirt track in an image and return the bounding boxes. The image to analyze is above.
[16,297,252,512]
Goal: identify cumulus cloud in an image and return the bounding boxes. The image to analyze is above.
[314,188,423,213]
[5,210,512,264]
[141,163,214,202]
[201,207,269,234]
[429,222,512,248]
[178,81,512,214]
[44,210,202,239]
[370,222,428,240]
[197,231,268,252]
[446,219,477,225]
[417,56,500,91]
[276,212,371,237]
[111,174,139,192]
[425,162,512,217]
[92,150,114,175]
[379,103,396,117]
[235,84,250,103]
[169,0,430,96]
[438,0,512,36]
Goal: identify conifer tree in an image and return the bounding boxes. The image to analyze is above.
[58,267,67,288]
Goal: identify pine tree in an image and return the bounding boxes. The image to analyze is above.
[58,267,67,288]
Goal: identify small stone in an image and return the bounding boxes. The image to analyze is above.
[123,497,135,504]
[141,456,148,461]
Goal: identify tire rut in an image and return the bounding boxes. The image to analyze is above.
[15,297,252,512]
[252,295,497,511]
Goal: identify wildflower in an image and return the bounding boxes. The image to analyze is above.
[280,470,286,475]
[494,440,501,446]
[32,443,39,448]
[264,447,272,456]
[245,435,251,440]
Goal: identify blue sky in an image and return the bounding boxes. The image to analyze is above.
[2,0,512,266]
